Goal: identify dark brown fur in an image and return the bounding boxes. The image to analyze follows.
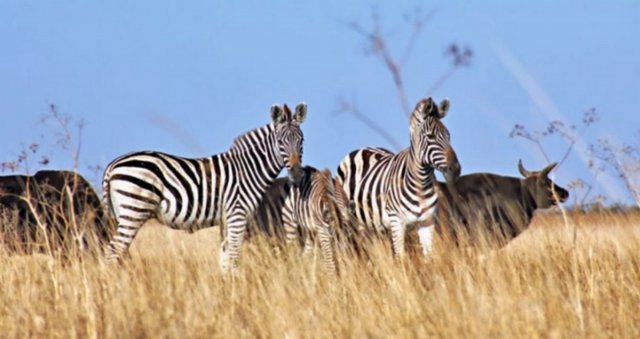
[0,170,113,256]
[435,161,569,248]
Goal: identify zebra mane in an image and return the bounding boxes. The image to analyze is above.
[313,168,336,198]
[228,123,275,155]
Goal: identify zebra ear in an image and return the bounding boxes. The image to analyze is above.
[271,105,288,125]
[414,98,435,121]
[293,102,307,125]
[437,98,450,119]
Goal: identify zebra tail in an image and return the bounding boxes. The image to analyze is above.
[101,164,116,218]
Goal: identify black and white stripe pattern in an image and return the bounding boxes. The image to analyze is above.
[285,168,339,275]
[103,103,307,273]
[336,97,460,257]
[246,166,364,274]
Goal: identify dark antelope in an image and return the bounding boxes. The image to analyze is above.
[0,170,112,256]
[435,160,569,248]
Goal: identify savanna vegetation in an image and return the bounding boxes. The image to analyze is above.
[2,8,638,339]
[0,212,638,338]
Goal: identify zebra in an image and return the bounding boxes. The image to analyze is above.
[245,166,366,274]
[336,97,461,258]
[102,103,307,273]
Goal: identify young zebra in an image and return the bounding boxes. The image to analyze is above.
[102,103,307,273]
[246,166,364,275]
[336,97,461,258]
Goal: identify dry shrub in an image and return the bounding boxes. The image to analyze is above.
[0,214,638,338]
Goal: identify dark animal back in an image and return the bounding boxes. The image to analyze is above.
[0,170,113,255]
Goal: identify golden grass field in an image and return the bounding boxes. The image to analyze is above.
[0,211,639,338]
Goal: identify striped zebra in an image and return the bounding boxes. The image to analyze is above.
[336,97,460,258]
[246,166,365,274]
[102,103,307,273]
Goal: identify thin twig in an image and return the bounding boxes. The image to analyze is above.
[340,8,472,150]
[335,98,403,151]
[399,8,437,67]
[347,12,411,116]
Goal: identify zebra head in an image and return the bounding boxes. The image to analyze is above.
[271,103,307,185]
[409,97,461,183]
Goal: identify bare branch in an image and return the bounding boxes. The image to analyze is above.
[339,8,473,152]
[509,124,551,163]
[426,44,473,96]
[556,141,575,169]
[589,139,640,206]
[425,66,457,97]
[347,11,410,116]
[42,104,84,170]
[399,8,437,67]
[509,109,595,170]
[334,97,403,151]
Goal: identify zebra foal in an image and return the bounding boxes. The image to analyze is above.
[336,97,461,258]
[246,166,364,275]
[102,103,307,273]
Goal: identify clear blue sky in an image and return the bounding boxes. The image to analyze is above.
[1,1,639,205]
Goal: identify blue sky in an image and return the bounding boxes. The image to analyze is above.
[1,1,639,204]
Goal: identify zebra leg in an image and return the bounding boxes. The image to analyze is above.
[105,220,145,262]
[417,224,435,257]
[302,235,314,256]
[318,226,338,276]
[219,211,248,275]
[103,180,157,263]
[283,195,303,248]
[388,214,407,258]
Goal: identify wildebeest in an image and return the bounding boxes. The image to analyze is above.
[433,160,569,248]
[0,170,113,256]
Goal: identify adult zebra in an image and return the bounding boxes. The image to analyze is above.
[336,97,460,258]
[103,103,307,273]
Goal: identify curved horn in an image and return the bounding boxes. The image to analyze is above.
[540,162,558,177]
[518,159,531,177]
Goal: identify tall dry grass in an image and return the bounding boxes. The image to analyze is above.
[0,212,638,338]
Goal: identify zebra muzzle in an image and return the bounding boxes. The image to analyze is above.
[288,166,303,186]
[288,153,303,185]
[444,157,461,183]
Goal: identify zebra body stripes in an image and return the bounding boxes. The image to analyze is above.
[246,166,364,274]
[103,103,307,273]
[336,97,460,257]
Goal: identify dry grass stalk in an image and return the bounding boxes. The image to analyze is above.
[0,212,638,338]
